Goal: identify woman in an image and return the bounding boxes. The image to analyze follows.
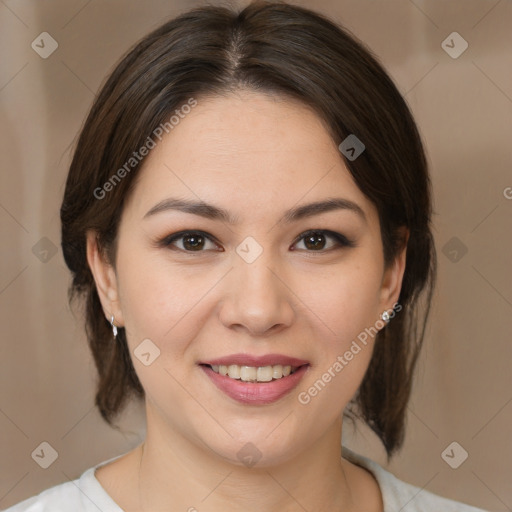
[6,1,488,511]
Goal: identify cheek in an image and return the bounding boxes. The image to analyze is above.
[115,247,224,355]
[303,257,383,342]
[114,251,220,419]
[294,257,383,401]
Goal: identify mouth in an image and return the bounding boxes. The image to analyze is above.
[200,363,303,383]
[198,354,310,405]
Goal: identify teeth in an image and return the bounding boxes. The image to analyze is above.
[209,364,298,382]
[272,365,283,379]
[228,364,240,379]
[257,366,273,382]
[240,366,257,382]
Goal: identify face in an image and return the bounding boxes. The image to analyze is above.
[88,90,406,467]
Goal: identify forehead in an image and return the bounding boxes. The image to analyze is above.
[124,91,378,226]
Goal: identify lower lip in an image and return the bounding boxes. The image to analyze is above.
[200,365,309,405]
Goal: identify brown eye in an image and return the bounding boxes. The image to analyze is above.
[161,231,220,252]
[303,232,327,250]
[182,233,205,251]
[292,230,355,252]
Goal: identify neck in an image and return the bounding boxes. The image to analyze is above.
[135,406,370,512]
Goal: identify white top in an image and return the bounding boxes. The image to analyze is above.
[4,446,488,511]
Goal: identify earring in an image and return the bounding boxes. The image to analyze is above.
[110,315,118,338]
[381,310,391,325]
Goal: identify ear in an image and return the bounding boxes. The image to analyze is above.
[86,230,124,327]
[379,227,409,312]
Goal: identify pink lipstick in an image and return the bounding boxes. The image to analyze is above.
[199,353,310,405]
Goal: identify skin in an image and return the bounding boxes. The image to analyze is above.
[87,90,407,512]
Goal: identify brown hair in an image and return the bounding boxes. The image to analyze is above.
[61,0,436,458]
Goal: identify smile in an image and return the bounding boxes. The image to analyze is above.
[200,363,309,405]
[209,364,299,382]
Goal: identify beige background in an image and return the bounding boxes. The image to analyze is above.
[1,0,511,510]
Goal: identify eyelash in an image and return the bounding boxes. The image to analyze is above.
[158,229,356,254]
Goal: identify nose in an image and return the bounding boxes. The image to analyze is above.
[218,249,295,337]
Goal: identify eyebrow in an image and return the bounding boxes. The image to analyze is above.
[144,197,366,224]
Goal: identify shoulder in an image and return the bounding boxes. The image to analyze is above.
[3,458,124,512]
[3,474,88,512]
[342,446,489,512]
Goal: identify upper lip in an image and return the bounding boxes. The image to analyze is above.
[200,353,309,367]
